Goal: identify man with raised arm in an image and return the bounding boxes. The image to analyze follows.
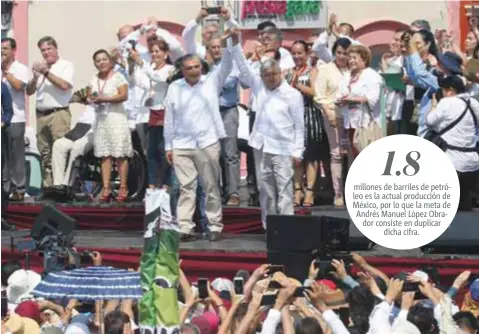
[164,30,234,242]
[182,7,239,59]
[229,29,305,229]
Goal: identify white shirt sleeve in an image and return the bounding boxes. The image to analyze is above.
[369,301,393,334]
[182,19,199,55]
[290,91,305,158]
[261,309,282,334]
[210,47,233,94]
[164,85,175,151]
[322,310,350,334]
[11,62,31,87]
[134,65,152,91]
[364,72,382,110]
[231,45,261,94]
[224,16,240,29]
[311,31,333,64]
[55,60,74,86]
[155,28,185,62]
[426,98,447,128]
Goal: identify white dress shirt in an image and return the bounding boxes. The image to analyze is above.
[426,95,479,173]
[383,56,405,121]
[247,48,295,111]
[182,17,240,59]
[133,62,174,110]
[337,67,383,129]
[312,31,362,64]
[35,58,74,110]
[2,60,31,123]
[232,45,305,158]
[164,47,233,151]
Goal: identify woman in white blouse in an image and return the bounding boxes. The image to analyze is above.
[336,45,383,159]
[130,39,175,189]
[87,49,131,202]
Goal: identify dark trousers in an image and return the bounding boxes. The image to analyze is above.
[400,101,418,136]
[458,170,479,211]
[2,129,9,219]
[147,126,170,187]
[244,111,258,195]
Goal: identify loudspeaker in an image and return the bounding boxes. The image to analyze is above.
[310,210,374,251]
[267,250,312,281]
[31,204,76,243]
[266,214,352,281]
[420,213,479,254]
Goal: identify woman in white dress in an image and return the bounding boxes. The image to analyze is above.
[87,49,131,202]
[336,44,383,159]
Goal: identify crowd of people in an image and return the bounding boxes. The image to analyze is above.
[2,252,479,334]
[1,9,479,239]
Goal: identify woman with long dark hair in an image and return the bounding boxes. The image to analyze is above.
[87,49,131,202]
[285,40,328,207]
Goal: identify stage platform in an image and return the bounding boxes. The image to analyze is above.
[3,200,478,285]
[2,228,479,284]
[5,198,318,233]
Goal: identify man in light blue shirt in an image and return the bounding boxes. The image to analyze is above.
[205,35,244,206]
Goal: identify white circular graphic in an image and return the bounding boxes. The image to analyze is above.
[345,135,460,250]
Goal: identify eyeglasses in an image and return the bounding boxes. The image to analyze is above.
[262,72,281,78]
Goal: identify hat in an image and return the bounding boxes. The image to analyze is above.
[211,278,234,293]
[6,269,42,305]
[411,270,429,283]
[64,323,91,334]
[438,75,466,93]
[190,312,219,334]
[438,52,463,75]
[470,278,479,302]
[15,300,41,323]
[257,21,276,31]
[317,279,337,291]
[3,312,41,334]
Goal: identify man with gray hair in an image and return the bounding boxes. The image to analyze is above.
[164,31,234,242]
[205,34,243,206]
[410,19,431,32]
[230,30,305,229]
[182,7,239,59]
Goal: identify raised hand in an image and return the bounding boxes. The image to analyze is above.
[196,8,209,22]
[220,7,231,21]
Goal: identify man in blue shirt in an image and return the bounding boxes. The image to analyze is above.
[2,82,15,230]
[206,35,243,206]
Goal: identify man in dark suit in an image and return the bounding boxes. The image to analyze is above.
[2,81,15,230]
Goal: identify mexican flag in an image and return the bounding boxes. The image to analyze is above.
[139,188,180,334]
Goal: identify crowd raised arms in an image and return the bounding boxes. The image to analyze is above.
[1,6,479,334]
[1,9,478,230]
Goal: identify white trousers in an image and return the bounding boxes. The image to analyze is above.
[52,133,94,186]
[253,149,294,229]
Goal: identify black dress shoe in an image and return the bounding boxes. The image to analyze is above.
[1,219,16,231]
[180,234,197,242]
[209,232,221,242]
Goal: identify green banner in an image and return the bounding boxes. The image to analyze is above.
[139,190,180,334]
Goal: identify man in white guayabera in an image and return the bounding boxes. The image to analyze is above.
[164,31,234,242]
[230,30,305,229]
